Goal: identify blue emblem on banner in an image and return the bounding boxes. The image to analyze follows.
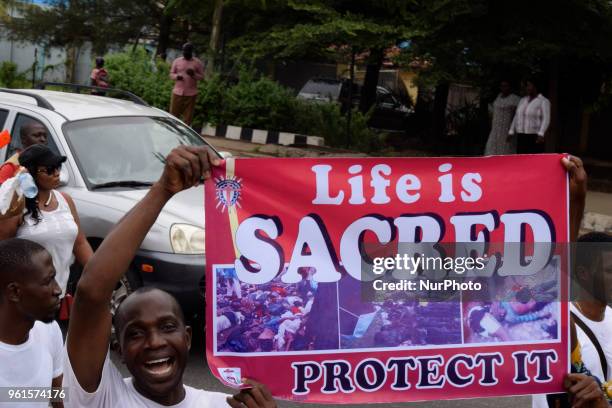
[215,177,242,212]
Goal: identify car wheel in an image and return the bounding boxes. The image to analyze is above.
[110,269,142,314]
[110,269,142,350]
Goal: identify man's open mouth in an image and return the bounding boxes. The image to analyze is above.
[143,357,175,377]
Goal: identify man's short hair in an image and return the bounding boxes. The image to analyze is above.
[576,232,612,269]
[0,238,47,299]
[19,121,42,140]
[113,287,186,335]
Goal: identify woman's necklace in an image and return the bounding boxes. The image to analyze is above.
[43,192,53,207]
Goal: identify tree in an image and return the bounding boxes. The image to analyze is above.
[403,0,612,152]
[224,0,417,113]
[0,0,215,81]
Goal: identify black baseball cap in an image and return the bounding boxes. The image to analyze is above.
[19,144,67,168]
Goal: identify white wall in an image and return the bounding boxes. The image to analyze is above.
[0,34,93,85]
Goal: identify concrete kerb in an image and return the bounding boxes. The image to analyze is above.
[201,124,325,147]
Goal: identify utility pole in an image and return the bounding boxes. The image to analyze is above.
[32,48,38,87]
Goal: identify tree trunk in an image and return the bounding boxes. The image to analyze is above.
[578,109,591,154]
[208,0,223,76]
[432,82,449,152]
[346,49,356,147]
[65,45,78,83]
[156,14,174,57]
[359,48,384,113]
[546,57,560,153]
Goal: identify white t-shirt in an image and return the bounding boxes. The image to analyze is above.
[571,304,612,382]
[532,304,612,408]
[63,350,230,407]
[0,321,63,408]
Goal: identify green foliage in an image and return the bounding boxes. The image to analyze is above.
[0,62,29,88]
[406,0,612,86]
[104,52,378,151]
[194,67,380,151]
[104,48,173,109]
[227,0,416,61]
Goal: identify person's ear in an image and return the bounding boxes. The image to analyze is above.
[110,334,124,362]
[575,264,590,285]
[6,282,21,303]
[185,325,192,351]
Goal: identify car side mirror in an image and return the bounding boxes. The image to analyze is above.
[59,166,70,186]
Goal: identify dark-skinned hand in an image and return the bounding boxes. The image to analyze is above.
[226,379,277,408]
[564,373,608,408]
[155,145,221,196]
[561,155,587,204]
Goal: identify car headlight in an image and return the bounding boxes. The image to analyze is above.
[170,224,205,254]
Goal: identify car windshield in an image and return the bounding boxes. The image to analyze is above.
[63,116,207,188]
[300,80,341,99]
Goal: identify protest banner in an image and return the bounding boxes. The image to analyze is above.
[205,154,570,404]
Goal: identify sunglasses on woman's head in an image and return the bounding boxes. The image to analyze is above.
[36,165,61,175]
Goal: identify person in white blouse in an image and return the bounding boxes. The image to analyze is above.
[508,78,551,154]
[484,80,521,155]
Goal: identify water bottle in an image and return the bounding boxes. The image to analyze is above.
[17,173,38,198]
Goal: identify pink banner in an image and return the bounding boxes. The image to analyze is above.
[205,155,570,404]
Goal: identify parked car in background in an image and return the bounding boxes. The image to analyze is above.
[0,84,219,323]
[297,78,412,131]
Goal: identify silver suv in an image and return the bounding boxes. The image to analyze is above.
[0,86,217,320]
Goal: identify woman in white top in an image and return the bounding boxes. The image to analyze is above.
[508,78,551,154]
[484,80,521,155]
[0,145,93,315]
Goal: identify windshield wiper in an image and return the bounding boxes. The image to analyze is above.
[90,180,153,190]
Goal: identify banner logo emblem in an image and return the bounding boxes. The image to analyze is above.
[215,177,242,212]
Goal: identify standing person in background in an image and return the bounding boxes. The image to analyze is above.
[169,42,204,126]
[484,80,520,155]
[90,57,110,88]
[508,77,551,153]
[0,145,93,322]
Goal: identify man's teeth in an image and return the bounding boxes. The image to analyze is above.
[146,358,170,365]
[144,358,173,375]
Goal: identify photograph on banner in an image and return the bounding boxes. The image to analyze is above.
[215,264,338,353]
[205,155,570,404]
[463,256,561,344]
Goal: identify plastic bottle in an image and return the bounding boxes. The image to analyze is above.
[17,172,38,198]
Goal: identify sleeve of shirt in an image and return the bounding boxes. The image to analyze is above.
[193,389,232,407]
[194,59,205,80]
[538,98,551,136]
[63,348,125,407]
[170,60,179,80]
[508,102,519,135]
[0,162,18,184]
[50,322,64,378]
